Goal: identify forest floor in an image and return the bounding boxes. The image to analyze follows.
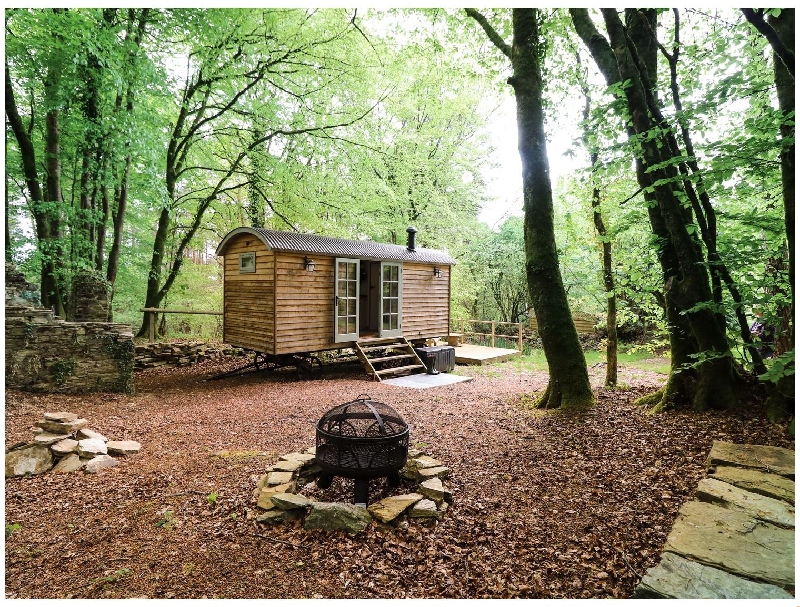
[4,356,793,599]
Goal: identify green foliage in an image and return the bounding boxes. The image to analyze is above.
[96,568,132,586]
[207,492,218,507]
[5,522,21,539]
[49,358,76,385]
[154,509,176,530]
[758,351,795,384]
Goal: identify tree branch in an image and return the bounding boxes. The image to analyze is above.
[464,9,511,59]
[741,8,794,77]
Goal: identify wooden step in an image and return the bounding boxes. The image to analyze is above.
[359,344,413,354]
[375,364,426,377]
[368,353,417,364]
[357,337,405,346]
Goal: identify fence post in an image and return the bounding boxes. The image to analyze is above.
[149,311,155,343]
[491,321,495,348]
[518,322,523,352]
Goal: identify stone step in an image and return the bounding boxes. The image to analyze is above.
[635,552,793,599]
[695,477,794,528]
[663,500,794,590]
[709,465,794,504]
[707,441,794,479]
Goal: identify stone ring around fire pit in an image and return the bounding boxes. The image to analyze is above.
[252,445,452,531]
[315,395,410,506]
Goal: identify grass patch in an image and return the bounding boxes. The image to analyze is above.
[488,349,670,375]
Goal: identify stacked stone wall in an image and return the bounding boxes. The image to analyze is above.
[70,270,111,322]
[5,263,134,393]
[134,340,241,370]
[5,312,135,394]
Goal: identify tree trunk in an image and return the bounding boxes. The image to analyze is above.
[512,9,593,409]
[603,8,736,412]
[572,8,737,412]
[752,8,795,420]
[579,59,618,387]
[6,56,65,315]
[466,8,593,409]
[106,9,149,317]
[767,8,794,344]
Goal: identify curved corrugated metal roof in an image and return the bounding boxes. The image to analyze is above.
[216,227,456,265]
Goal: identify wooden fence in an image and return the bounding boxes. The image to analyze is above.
[529,312,598,334]
[452,319,523,351]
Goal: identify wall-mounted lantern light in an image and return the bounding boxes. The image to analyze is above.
[304,256,316,272]
[433,267,443,278]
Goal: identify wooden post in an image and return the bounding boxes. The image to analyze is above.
[518,322,523,352]
[149,311,155,343]
[491,321,495,348]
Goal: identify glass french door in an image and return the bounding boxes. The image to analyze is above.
[334,258,359,343]
[379,262,403,338]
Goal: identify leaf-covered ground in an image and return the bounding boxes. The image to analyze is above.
[4,357,793,599]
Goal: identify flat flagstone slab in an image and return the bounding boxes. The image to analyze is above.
[634,552,793,599]
[106,440,141,455]
[271,459,304,473]
[368,493,423,523]
[382,373,472,389]
[710,465,794,504]
[696,477,794,528]
[707,441,794,478]
[663,500,794,590]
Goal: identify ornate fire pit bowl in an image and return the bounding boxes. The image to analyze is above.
[315,394,409,506]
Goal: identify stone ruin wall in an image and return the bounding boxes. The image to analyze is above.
[5,264,134,394]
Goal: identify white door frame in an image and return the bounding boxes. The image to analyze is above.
[379,261,403,338]
[334,258,360,343]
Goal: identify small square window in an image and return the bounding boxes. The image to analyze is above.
[239,252,256,273]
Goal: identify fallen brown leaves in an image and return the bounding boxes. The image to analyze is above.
[4,357,793,599]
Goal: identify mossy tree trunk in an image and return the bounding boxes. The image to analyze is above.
[743,8,795,420]
[571,9,737,412]
[467,8,593,410]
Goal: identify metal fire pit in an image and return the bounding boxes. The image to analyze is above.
[315,394,409,506]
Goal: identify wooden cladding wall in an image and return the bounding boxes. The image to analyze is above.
[221,244,453,355]
[222,235,275,353]
[274,253,335,355]
[402,263,450,339]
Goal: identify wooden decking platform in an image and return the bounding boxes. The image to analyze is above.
[452,344,521,366]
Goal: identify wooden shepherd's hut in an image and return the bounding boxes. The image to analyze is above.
[215,226,456,379]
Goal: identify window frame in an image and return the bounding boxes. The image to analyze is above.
[238,252,256,274]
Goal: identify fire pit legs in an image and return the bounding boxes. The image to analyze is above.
[387,471,400,487]
[317,472,334,490]
[354,479,369,507]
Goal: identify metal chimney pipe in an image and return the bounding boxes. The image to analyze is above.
[406,226,418,252]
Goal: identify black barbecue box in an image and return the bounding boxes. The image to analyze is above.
[413,345,456,374]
